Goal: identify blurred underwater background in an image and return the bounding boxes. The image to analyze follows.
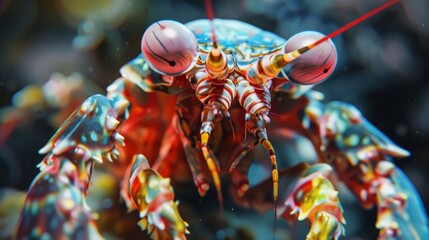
[0,0,428,239]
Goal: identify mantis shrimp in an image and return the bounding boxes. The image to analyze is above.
[11,0,428,239]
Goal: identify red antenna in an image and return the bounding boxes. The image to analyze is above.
[279,0,401,71]
[205,0,218,48]
[312,0,400,48]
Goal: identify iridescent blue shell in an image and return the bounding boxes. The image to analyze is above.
[186,19,285,60]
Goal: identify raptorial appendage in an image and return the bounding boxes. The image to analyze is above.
[230,162,345,239]
[282,164,345,240]
[318,101,429,239]
[122,154,188,240]
[374,163,429,239]
[15,94,126,239]
[15,154,102,239]
[37,94,126,162]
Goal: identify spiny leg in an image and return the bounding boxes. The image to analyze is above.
[319,101,428,238]
[122,154,188,239]
[283,164,345,240]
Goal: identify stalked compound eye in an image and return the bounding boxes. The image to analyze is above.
[141,20,199,76]
[282,31,337,85]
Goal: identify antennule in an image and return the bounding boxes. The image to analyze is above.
[206,47,228,78]
[246,45,314,84]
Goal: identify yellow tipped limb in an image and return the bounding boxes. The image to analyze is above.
[201,132,224,214]
[260,138,279,239]
[261,139,279,201]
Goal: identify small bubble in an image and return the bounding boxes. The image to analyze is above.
[231,208,234,211]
